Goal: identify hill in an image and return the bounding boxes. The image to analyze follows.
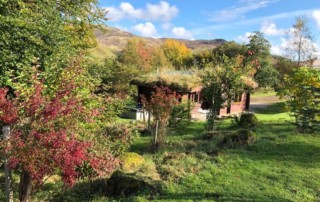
[91,26,226,60]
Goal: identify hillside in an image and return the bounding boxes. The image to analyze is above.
[91,26,226,60]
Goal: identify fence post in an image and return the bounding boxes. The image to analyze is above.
[154,120,159,149]
[3,125,14,202]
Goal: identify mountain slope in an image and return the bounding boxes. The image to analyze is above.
[91,26,226,60]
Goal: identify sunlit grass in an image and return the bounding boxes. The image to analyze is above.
[251,89,277,97]
[1,102,319,201]
[125,104,320,201]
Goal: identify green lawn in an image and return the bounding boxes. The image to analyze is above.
[251,89,277,97]
[125,104,320,201]
[1,103,320,201]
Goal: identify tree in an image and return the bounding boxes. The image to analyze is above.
[141,86,179,151]
[118,38,155,72]
[150,47,171,71]
[161,39,193,69]
[89,58,139,98]
[246,31,280,88]
[273,55,296,76]
[194,50,213,69]
[278,67,320,132]
[212,41,247,65]
[0,0,104,88]
[202,56,253,131]
[0,67,120,202]
[285,17,318,67]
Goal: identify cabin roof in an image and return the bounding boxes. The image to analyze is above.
[131,70,202,93]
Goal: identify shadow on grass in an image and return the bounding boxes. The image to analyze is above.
[130,122,208,154]
[50,178,109,202]
[157,192,291,202]
[252,102,286,114]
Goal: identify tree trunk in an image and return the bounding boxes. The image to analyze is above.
[209,95,216,131]
[147,112,151,131]
[3,125,14,202]
[142,108,146,123]
[154,120,159,151]
[19,170,32,202]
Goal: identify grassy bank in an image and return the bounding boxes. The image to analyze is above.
[1,103,319,201]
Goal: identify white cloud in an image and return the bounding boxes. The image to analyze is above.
[105,7,124,21]
[145,1,179,21]
[270,37,288,55]
[194,9,317,36]
[132,22,157,37]
[260,22,285,36]
[172,27,193,39]
[312,10,320,29]
[270,45,282,55]
[119,2,143,19]
[271,30,320,59]
[209,0,279,22]
[104,1,179,22]
[285,28,319,60]
[236,32,254,44]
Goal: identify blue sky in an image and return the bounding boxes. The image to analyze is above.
[99,0,320,55]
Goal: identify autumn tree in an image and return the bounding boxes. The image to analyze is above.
[161,39,193,69]
[118,38,155,72]
[150,47,171,70]
[285,17,318,67]
[0,66,122,202]
[141,86,179,151]
[194,50,213,69]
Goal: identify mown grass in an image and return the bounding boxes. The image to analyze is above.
[1,103,319,201]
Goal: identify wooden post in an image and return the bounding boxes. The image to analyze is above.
[245,92,251,111]
[154,120,159,149]
[227,106,231,114]
[187,93,191,113]
[148,112,151,130]
[3,125,14,202]
[142,108,146,123]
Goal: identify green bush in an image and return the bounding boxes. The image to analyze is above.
[219,129,256,148]
[105,123,139,156]
[236,113,258,128]
[168,104,191,129]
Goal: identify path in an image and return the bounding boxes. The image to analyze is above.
[250,95,281,112]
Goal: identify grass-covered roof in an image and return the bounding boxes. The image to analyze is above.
[131,70,202,93]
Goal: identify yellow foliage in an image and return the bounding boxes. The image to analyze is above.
[161,39,192,69]
[120,152,145,173]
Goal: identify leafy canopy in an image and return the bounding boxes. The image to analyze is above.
[161,39,193,69]
[277,67,320,131]
[0,0,104,87]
